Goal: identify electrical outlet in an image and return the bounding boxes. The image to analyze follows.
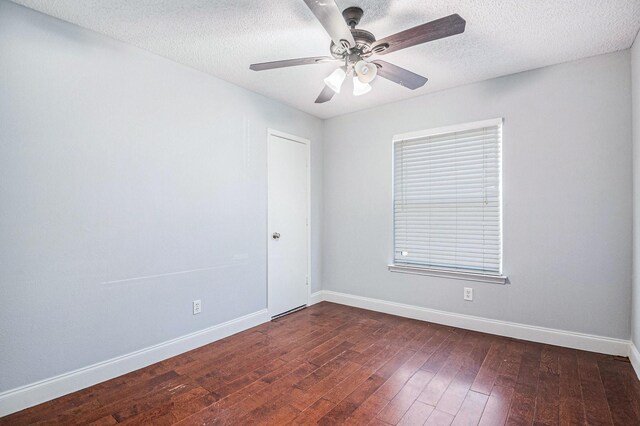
[193,299,202,315]
[463,287,473,301]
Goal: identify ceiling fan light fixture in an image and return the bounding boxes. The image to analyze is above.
[354,60,377,83]
[352,77,372,96]
[324,67,346,93]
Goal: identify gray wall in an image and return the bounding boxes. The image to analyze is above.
[0,0,323,392]
[323,51,632,339]
[633,33,640,348]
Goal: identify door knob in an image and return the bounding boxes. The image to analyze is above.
[272,232,281,240]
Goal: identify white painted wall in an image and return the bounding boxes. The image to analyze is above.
[632,32,640,349]
[323,51,632,340]
[0,0,323,393]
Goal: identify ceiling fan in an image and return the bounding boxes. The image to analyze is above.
[249,0,466,104]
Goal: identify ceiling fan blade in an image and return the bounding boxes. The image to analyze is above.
[372,60,428,90]
[303,0,356,49]
[371,14,466,55]
[315,85,335,103]
[250,56,339,71]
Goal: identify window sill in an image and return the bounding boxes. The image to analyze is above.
[388,264,508,285]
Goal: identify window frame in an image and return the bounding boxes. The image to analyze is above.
[388,118,508,285]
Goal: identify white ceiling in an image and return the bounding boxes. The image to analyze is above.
[10,0,640,119]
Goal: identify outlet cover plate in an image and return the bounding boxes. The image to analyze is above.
[463,288,473,301]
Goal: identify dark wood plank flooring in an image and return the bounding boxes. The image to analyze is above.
[2,302,639,425]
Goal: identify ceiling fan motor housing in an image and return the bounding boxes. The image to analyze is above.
[330,29,376,59]
[330,7,377,61]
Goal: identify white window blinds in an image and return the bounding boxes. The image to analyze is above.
[393,120,502,275]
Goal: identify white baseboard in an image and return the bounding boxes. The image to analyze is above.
[308,291,323,306]
[0,309,270,417]
[319,290,630,357]
[630,342,640,380]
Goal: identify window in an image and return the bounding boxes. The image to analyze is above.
[390,118,505,284]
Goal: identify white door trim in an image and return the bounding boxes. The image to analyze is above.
[266,129,311,317]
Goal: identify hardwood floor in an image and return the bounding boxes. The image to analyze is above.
[2,302,639,425]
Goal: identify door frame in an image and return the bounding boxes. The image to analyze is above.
[266,128,311,317]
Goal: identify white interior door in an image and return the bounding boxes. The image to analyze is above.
[267,131,309,317]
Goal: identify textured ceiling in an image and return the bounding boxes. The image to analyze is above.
[10,0,640,119]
